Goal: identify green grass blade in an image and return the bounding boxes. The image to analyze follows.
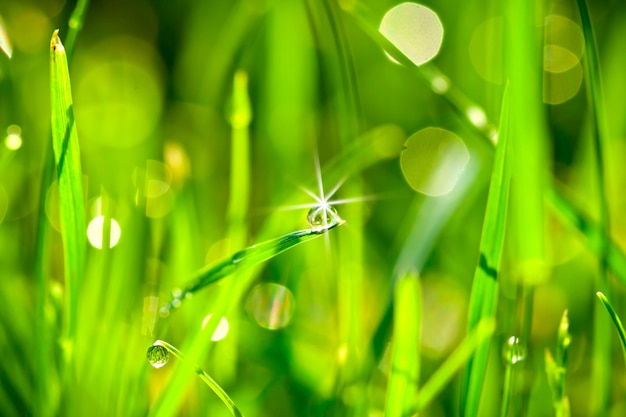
[160,221,345,315]
[547,188,626,283]
[545,310,572,417]
[409,318,496,413]
[596,292,626,365]
[64,0,91,60]
[49,29,86,353]
[461,86,511,417]
[147,340,244,417]
[575,1,612,414]
[384,273,421,417]
[227,70,251,252]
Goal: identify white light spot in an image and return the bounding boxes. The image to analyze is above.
[201,314,229,341]
[380,3,444,67]
[87,215,122,249]
[467,106,487,129]
[431,76,450,94]
[5,125,22,150]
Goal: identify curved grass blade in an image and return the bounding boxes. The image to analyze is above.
[596,292,626,365]
[50,29,86,352]
[385,273,421,417]
[461,86,511,417]
[408,318,496,414]
[147,340,244,417]
[160,220,345,315]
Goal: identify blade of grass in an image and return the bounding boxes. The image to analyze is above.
[596,292,626,365]
[64,0,91,60]
[160,220,345,315]
[575,1,613,414]
[148,340,244,417]
[37,2,91,411]
[461,86,511,417]
[545,310,572,417]
[227,70,251,252]
[408,318,496,413]
[49,29,86,358]
[384,272,421,417]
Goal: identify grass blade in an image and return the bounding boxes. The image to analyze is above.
[227,70,251,252]
[64,0,90,60]
[575,1,612,414]
[596,292,626,365]
[160,220,345,315]
[545,310,572,417]
[385,273,421,417]
[49,29,86,353]
[409,318,496,413]
[147,340,244,417]
[461,86,511,417]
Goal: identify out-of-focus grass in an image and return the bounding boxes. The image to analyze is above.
[2,0,626,416]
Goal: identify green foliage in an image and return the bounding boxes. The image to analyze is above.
[2,1,626,416]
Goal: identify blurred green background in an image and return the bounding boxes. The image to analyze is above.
[2,0,626,416]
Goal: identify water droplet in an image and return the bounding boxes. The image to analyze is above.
[147,344,169,368]
[246,283,295,330]
[502,336,526,365]
[307,205,341,231]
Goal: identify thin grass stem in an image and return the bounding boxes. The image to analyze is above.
[160,221,344,315]
[385,273,421,417]
[596,292,626,365]
[149,340,244,417]
[408,319,496,414]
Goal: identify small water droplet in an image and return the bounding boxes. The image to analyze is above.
[307,205,341,231]
[172,299,181,308]
[159,306,170,317]
[147,344,169,368]
[502,336,526,365]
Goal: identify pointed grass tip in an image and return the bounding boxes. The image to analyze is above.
[51,29,65,53]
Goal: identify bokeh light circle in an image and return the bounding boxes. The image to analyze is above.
[400,127,470,196]
[380,3,444,66]
[87,215,122,249]
[246,283,296,330]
